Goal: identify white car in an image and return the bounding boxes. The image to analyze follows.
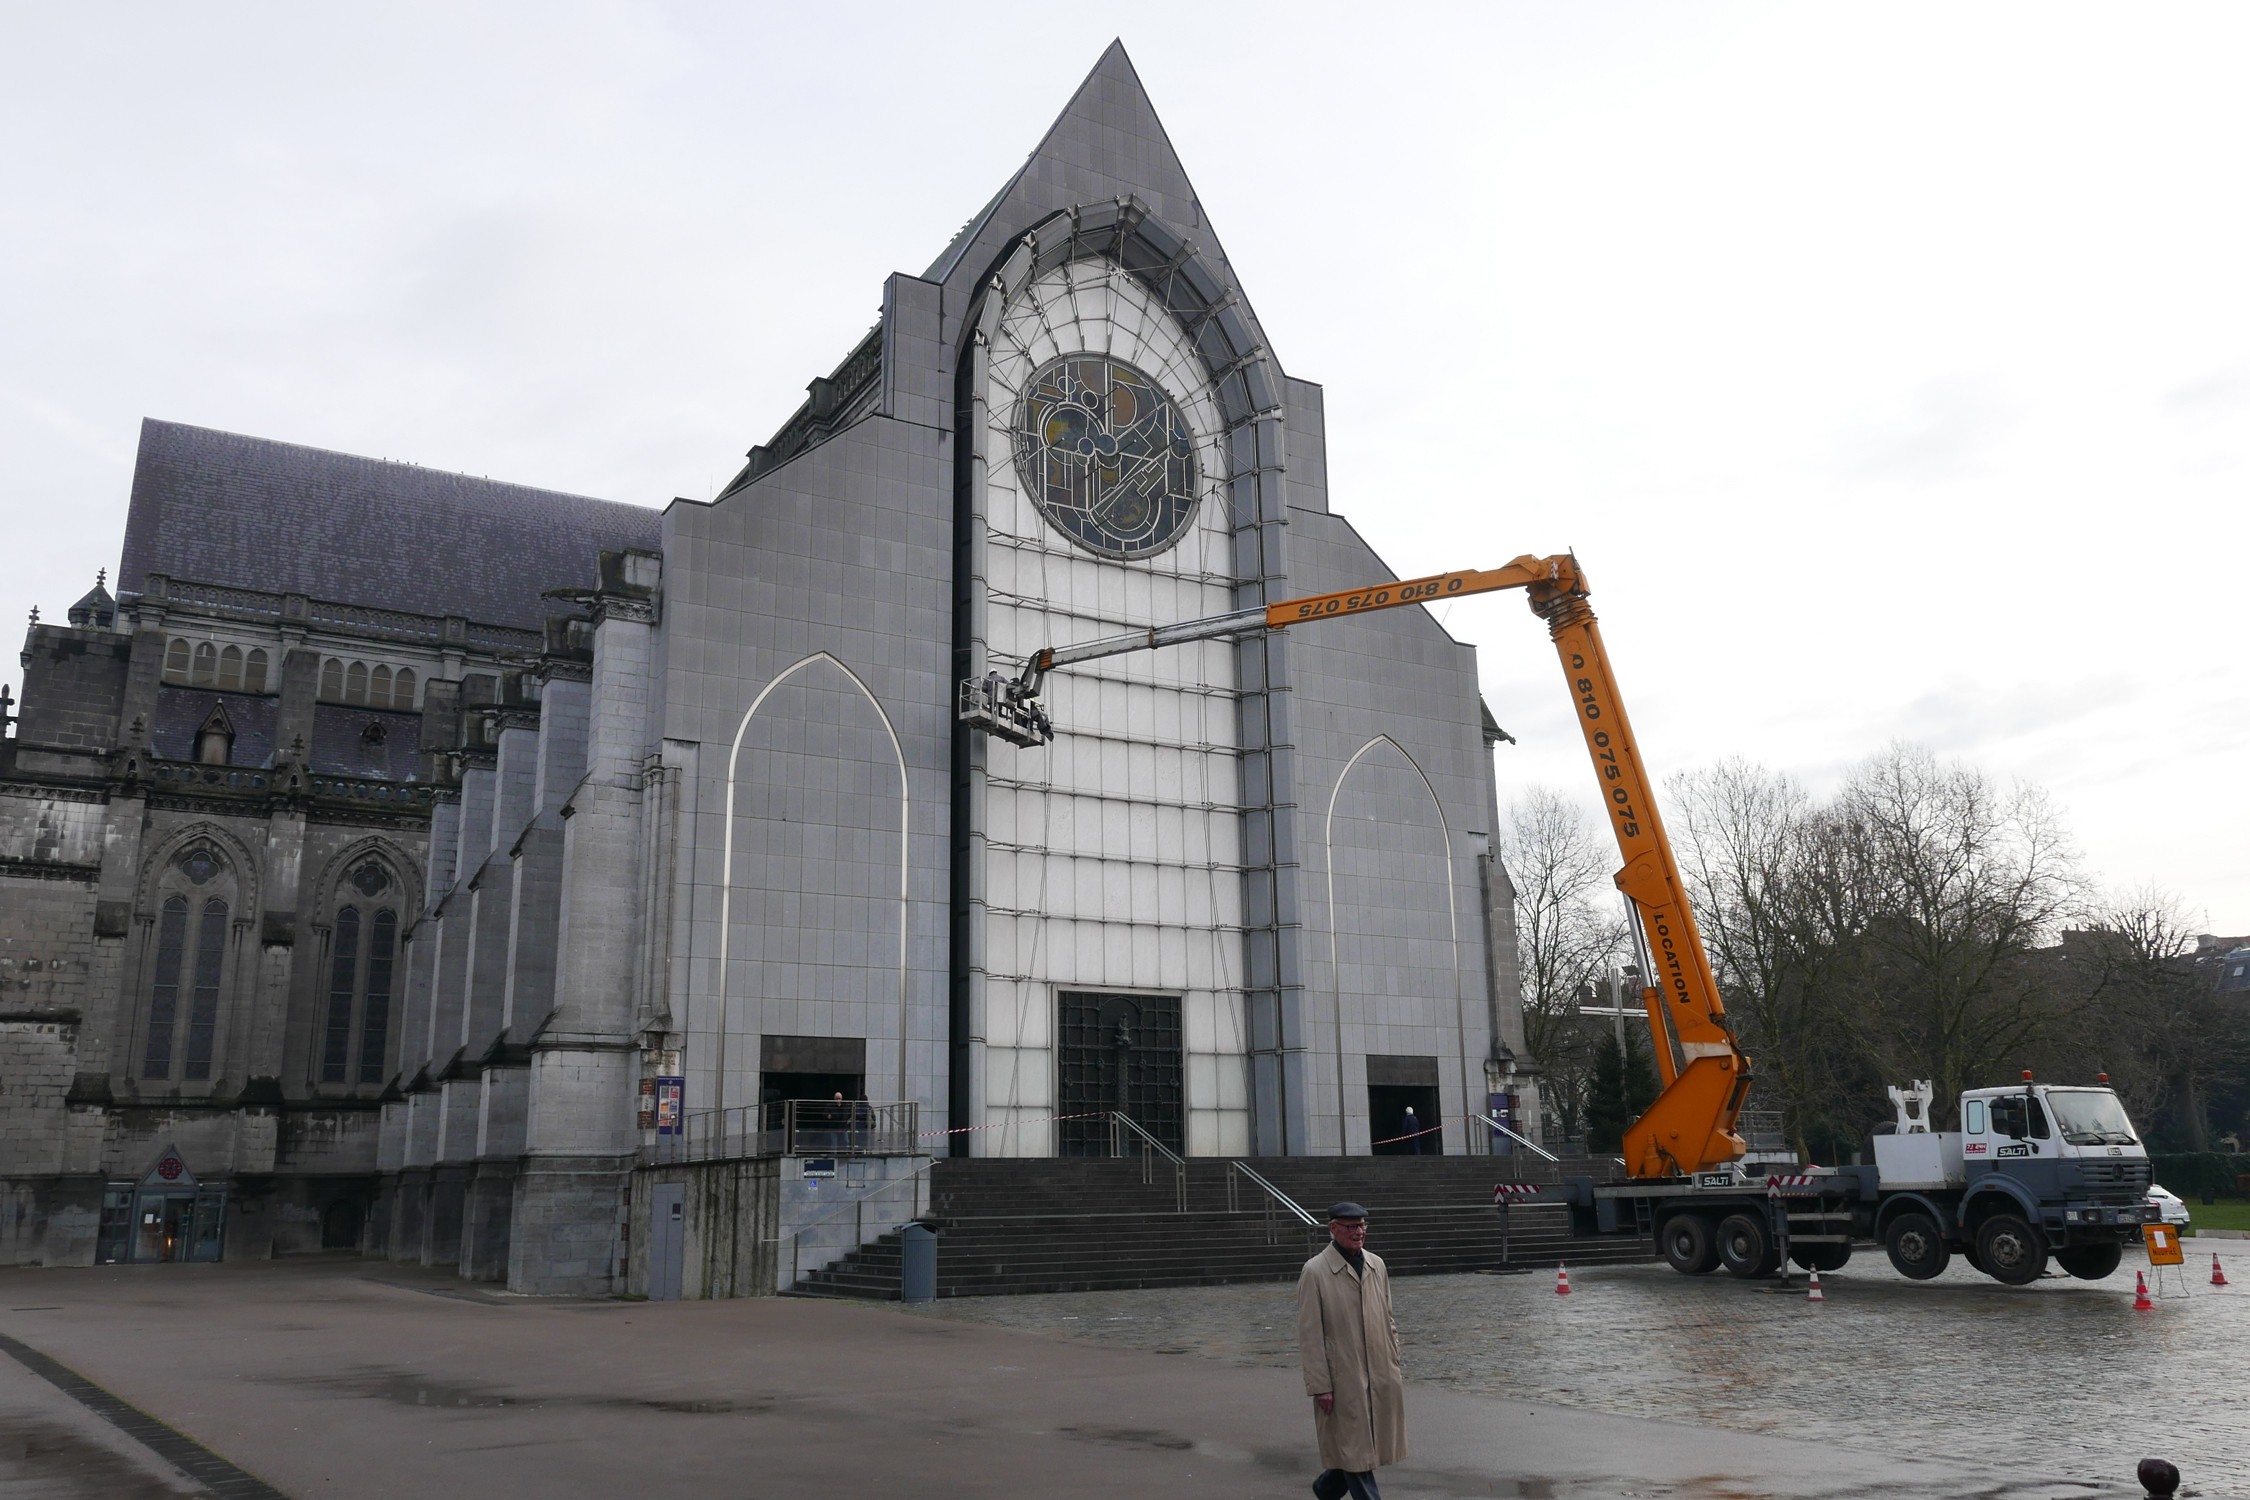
[2146,1184,2192,1227]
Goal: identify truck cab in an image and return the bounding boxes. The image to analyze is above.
[1872,1078,2157,1285]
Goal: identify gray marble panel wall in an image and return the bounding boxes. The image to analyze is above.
[661,417,954,1129]
[1280,508,1500,1157]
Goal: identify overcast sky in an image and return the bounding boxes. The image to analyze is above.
[4,3,2244,933]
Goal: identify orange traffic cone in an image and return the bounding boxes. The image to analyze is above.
[1807,1268,1824,1303]
[2133,1270,2153,1310]
[1555,1262,1572,1296]
[2213,1254,2229,1288]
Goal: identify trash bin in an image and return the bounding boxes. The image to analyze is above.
[901,1223,936,1304]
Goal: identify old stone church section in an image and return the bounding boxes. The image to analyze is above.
[0,44,1532,1291]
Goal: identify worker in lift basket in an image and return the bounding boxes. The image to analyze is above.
[1297,1202,1406,1500]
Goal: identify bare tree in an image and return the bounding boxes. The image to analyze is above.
[1669,759,1872,1158]
[2050,889,2247,1148]
[1833,743,2083,1121]
[1499,786,1626,1137]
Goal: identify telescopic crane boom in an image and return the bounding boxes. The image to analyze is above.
[957,553,1750,1178]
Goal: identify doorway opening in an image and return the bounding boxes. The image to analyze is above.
[1367,1085,1441,1154]
[1365,1053,1443,1155]
[97,1146,227,1262]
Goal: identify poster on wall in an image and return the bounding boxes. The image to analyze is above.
[655,1076,685,1136]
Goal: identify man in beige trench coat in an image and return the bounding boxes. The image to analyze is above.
[1297,1202,1405,1500]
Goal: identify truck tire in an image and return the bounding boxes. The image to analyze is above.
[2054,1242,2123,1281]
[1717,1212,1780,1278]
[1660,1213,1720,1275]
[1789,1243,1851,1273]
[1975,1214,2047,1286]
[1884,1211,1950,1280]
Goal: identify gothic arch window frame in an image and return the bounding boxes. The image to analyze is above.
[161,637,272,694]
[1321,735,1470,1157]
[305,838,420,1089]
[131,825,258,1088]
[319,656,422,710]
[713,651,909,1118]
[954,199,1289,1153]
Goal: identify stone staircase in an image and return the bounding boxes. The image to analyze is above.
[789,1155,1652,1300]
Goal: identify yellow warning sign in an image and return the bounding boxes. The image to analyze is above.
[2143,1223,2185,1266]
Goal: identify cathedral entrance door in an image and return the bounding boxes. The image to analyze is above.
[123,1146,226,1261]
[1057,992,1183,1157]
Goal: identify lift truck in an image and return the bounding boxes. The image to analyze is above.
[960,553,2160,1284]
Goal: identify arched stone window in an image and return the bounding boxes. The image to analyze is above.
[319,860,401,1084]
[244,649,269,694]
[345,662,368,704]
[217,645,244,692]
[140,845,237,1083]
[191,642,218,687]
[320,658,343,700]
[164,639,191,682]
[393,666,417,709]
[370,665,393,708]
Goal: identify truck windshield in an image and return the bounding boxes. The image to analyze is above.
[2045,1090,2139,1146]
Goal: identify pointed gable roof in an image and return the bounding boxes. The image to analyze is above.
[925,41,1273,361]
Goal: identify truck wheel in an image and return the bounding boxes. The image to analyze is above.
[1717,1213,1779,1278]
[1884,1212,1950,1280]
[1790,1243,1851,1273]
[2054,1242,2122,1281]
[1975,1214,2047,1286]
[1660,1213,1720,1275]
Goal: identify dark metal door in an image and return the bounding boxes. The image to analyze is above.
[649,1183,686,1301]
[1057,991,1183,1157]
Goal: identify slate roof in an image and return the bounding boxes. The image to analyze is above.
[152,687,279,769]
[118,420,662,631]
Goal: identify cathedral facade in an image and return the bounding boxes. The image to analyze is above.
[0,45,1531,1291]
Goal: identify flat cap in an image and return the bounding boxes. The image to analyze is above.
[1327,1202,1368,1221]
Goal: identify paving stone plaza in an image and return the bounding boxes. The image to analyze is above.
[2,1246,2241,1499]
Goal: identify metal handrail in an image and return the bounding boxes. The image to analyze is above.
[1227,1160,1321,1229]
[1107,1111,1183,1166]
[652,1099,921,1165]
[771,1158,937,1290]
[1478,1113,1560,1162]
[1108,1112,1185,1212]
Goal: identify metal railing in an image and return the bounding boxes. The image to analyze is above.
[773,1157,935,1291]
[1107,1112,1186,1213]
[1226,1159,1323,1244]
[650,1099,921,1165]
[1479,1113,1560,1162]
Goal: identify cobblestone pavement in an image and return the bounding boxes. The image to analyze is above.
[914,1234,2248,1491]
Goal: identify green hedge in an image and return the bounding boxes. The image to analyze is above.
[2148,1152,2250,1200]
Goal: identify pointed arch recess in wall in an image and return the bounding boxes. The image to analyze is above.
[713,651,910,1116]
[1322,734,1471,1156]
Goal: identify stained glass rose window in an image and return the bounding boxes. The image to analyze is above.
[1013,355,1200,559]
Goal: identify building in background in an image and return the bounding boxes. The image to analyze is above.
[0,44,1530,1289]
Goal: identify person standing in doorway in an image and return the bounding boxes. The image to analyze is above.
[1297,1202,1406,1500]
[1400,1105,1421,1154]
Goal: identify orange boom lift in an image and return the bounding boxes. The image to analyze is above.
[959,553,1750,1179]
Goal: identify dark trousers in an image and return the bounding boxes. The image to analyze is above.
[1313,1469,1382,1500]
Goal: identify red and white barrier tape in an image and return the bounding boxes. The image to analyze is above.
[916,1110,1112,1139]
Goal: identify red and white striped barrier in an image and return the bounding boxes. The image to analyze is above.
[1765,1174,1818,1192]
[1493,1182,1543,1204]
